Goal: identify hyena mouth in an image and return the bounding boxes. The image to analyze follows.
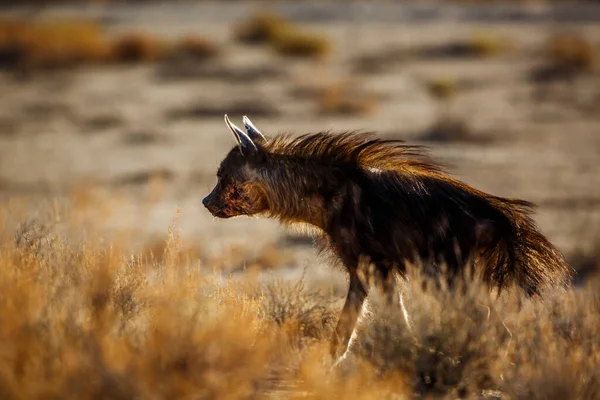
[212,207,236,219]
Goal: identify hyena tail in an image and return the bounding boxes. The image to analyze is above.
[483,199,572,296]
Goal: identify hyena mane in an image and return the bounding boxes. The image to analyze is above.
[203,115,572,360]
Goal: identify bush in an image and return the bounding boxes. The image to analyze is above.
[545,32,599,73]
[111,32,168,63]
[467,32,508,57]
[1,200,599,399]
[234,12,290,45]
[176,35,219,60]
[0,19,218,71]
[271,29,331,59]
[419,32,512,60]
[0,18,112,69]
[234,12,332,59]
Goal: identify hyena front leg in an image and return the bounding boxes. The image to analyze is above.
[330,271,368,363]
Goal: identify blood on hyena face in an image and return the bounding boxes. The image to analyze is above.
[202,148,267,218]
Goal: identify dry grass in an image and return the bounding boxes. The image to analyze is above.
[234,12,289,45]
[466,32,511,57]
[0,200,599,399]
[531,32,599,83]
[111,32,168,63]
[545,32,599,73]
[234,12,331,59]
[0,18,112,69]
[176,35,219,60]
[270,29,331,59]
[420,32,512,60]
[0,19,217,71]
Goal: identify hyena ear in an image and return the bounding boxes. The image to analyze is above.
[224,114,258,158]
[242,115,266,143]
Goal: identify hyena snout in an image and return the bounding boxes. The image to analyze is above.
[202,186,230,218]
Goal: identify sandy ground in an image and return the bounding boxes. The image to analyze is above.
[1,2,599,286]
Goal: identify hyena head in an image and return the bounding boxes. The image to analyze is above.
[203,115,269,219]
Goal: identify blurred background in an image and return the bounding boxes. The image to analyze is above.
[1,0,599,288]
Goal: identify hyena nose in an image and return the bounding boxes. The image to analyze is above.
[202,196,209,208]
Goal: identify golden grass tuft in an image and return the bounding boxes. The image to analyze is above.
[234,12,289,45]
[0,18,112,69]
[545,32,599,74]
[466,32,510,57]
[177,34,219,60]
[271,30,331,59]
[234,12,331,59]
[0,19,218,71]
[419,32,513,60]
[111,32,169,63]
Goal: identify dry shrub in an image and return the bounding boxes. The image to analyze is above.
[175,34,219,60]
[420,32,511,60]
[467,32,509,57]
[1,203,600,399]
[426,76,459,101]
[0,18,112,70]
[317,81,379,116]
[0,217,279,399]
[350,266,600,398]
[234,12,331,59]
[259,279,338,345]
[271,29,331,59]
[0,19,217,71]
[545,32,599,74]
[234,12,289,45]
[111,32,168,63]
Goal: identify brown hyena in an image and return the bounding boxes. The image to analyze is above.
[203,115,572,363]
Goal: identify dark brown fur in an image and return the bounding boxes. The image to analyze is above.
[204,124,572,359]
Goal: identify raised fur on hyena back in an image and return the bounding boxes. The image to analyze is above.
[203,115,572,359]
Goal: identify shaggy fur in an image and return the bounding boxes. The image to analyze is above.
[203,117,572,360]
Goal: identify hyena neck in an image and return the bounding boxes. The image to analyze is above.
[261,157,342,230]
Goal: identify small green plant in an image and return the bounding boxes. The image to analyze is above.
[467,32,508,57]
[426,77,459,101]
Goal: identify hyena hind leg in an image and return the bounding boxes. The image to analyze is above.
[332,298,370,371]
[330,273,368,364]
